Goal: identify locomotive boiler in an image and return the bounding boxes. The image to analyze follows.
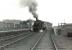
[33,20,45,32]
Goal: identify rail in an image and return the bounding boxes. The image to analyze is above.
[0,28,30,37]
[0,32,33,50]
[50,32,58,50]
[30,32,45,50]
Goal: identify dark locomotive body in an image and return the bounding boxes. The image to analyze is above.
[33,20,45,32]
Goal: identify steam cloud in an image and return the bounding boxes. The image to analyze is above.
[20,0,38,20]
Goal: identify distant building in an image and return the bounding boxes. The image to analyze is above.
[3,20,21,28]
[44,21,52,30]
[61,23,72,36]
[20,21,28,28]
[0,22,6,30]
[3,20,23,29]
[0,22,14,31]
[53,23,72,36]
[3,20,21,24]
[26,19,34,30]
[2,19,34,30]
[0,19,34,31]
[53,24,64,36]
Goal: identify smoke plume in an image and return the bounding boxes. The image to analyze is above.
[20,0,38,20]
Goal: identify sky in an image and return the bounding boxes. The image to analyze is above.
[0,0,72,26]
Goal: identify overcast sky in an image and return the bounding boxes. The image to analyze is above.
[0,0,72,26]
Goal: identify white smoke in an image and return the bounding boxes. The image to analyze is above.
[20,0,38,20]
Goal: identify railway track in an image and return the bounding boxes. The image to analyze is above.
[0,29,30,37]
[0,31,59,50]
[50,33,59,50]
[30,32,45,50]
[0,31,30,42]
[0,31,33,50]
[30,31,58,50]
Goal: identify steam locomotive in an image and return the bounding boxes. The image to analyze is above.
[32,20,46,32]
